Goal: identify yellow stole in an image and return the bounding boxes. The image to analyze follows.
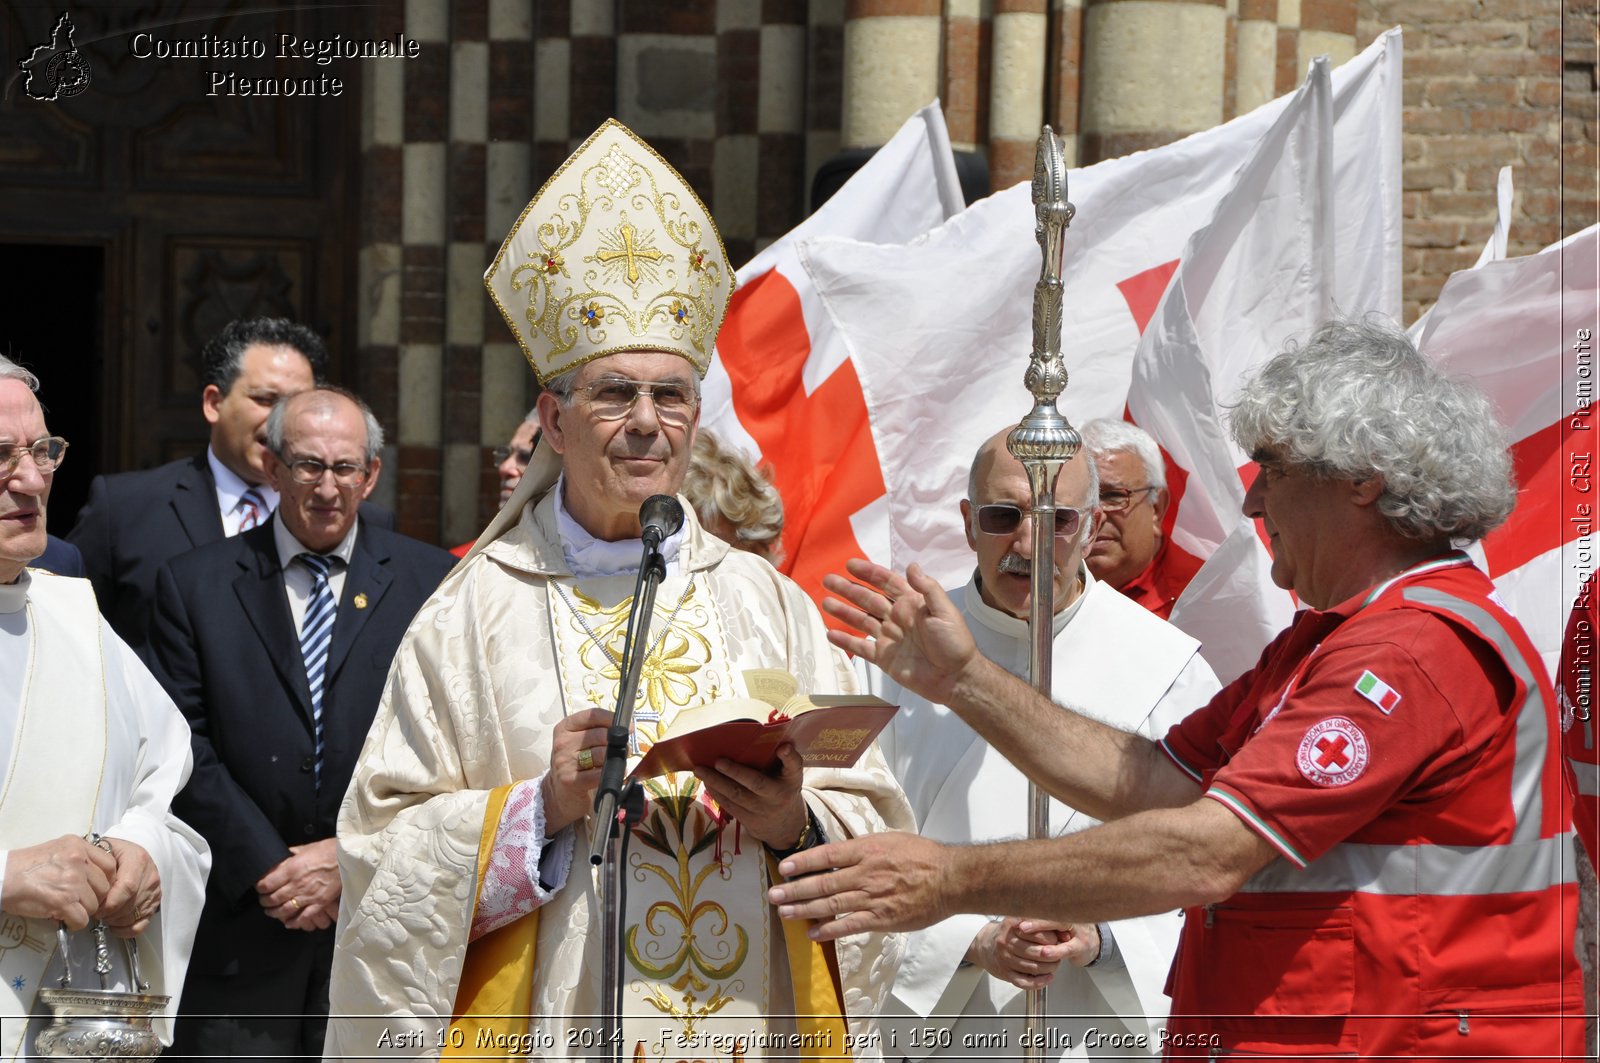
[446,788,849,1060]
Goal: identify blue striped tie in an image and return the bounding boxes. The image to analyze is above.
[298,553,337,791]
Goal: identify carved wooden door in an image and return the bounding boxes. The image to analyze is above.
[0,1,359,515]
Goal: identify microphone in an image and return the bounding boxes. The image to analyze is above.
[639,495,684,549]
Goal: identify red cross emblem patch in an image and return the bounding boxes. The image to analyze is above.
[1295,717,1370,787]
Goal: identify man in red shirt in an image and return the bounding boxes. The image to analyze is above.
[772,319,1584,1058]
[1081,418,1201,620]
[1560,574,1598,869]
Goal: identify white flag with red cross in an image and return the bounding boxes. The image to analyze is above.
[702,101,965,617]
[787,31,1400,642]
[1130,57,1338,682]
[1416,223,1600,676]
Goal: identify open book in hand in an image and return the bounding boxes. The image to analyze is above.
[630,668,897,780]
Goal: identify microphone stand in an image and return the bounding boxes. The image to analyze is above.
[589,533,668,1063]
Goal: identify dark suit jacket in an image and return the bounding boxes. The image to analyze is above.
[68,452,394,657]
[34,534,85,577]
[149,519,452,983]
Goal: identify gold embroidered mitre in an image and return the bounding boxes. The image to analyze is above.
[485,119,732,383]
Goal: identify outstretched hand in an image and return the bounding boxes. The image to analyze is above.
[766,831,953,942]
[822,560,980,707]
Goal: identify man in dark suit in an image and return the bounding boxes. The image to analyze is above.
[150,387,453,1060]
[35,532,85,576]
[69,317,389,657]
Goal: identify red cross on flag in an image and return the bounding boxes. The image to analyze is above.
[701,102,966,619]
[763,32,1399,674]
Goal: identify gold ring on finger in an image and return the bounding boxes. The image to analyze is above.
[290,897,301,910]
[577,748,596,771]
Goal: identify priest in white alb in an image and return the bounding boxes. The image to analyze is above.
[326,119,913,1062]
[0,354,209,1056]
[866,429,1220,1058]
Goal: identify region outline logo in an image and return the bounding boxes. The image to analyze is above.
[18,11,92,102]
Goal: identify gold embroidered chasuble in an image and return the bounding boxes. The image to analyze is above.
[327,492,912,1060]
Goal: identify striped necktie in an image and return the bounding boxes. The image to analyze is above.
[298,553,337,791]
[237,486,268,532]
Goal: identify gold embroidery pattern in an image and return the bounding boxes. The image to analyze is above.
[562,583,710,743]
[502,130,726,372]
[627,776,749,1036]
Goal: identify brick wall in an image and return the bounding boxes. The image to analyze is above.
[1359,0,1596,323]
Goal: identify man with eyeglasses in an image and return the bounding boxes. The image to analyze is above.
[1080,419,1202,621]
[772,320,1584,1059]
[450,409,541,558]
[147,387,452,1061]
[0,354,209,1058]
[326,120,911,1060]
[866,427,1218,1060]
[69,317,391,659]
[494,410,541,508]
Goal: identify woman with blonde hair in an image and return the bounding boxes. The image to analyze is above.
[683,428,786,566]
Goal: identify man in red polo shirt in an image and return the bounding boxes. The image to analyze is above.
[773,319,1584,1059]
[1560,573,1598,869]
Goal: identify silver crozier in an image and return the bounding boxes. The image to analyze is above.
[1005,125,1078,1062]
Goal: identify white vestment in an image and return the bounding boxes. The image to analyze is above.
[865,571,1221,1060]
[327,488,913,1061]
[0,570,209,1059]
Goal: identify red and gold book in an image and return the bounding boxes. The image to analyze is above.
[632,669,897,779]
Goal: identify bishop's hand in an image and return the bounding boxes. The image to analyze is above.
[823,560,979,707]
[694,744,808,851]
[542,707,613,835]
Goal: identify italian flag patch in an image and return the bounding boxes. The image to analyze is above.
[1355,670,1401,714]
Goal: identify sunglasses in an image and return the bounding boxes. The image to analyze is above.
[975,503,1089,539]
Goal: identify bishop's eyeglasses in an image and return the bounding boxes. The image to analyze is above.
[571,379,698,427]
[0,436,68,478]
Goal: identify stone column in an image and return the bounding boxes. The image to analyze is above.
[989,0,1049,188]
[396,0,450,543]
[757,0,810,251]
[1237,0,1278,114]
[942,0,985,154]
[1049,0,1085,166]
[1080,0,1229,163]
[478,0,537,532]
[841,0,942,148]
[356,3,407,517]
[1295,0,1357,81]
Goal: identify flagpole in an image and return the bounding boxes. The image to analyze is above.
[1007,125,1078,1062]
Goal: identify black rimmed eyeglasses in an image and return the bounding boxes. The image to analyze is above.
[281,457,370,486]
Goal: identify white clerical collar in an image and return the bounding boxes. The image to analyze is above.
[271,509,359,570]
[208,446,279,521]
[552,475,684,578]
[0,569,28,614]
[963,562,1093,640]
